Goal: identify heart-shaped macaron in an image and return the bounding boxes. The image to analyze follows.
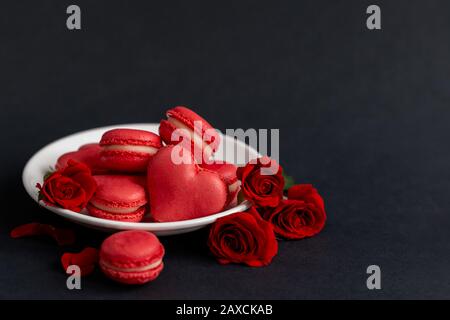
[147,146,228,222]
[200,161,240,208]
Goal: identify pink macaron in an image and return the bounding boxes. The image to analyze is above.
[159,106,221,162]
[99,230,164,285]
[56,143,107,174]
[87,175,147,222]
[100,129,162,173]
[201,161,240,207]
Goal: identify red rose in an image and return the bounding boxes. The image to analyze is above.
[288,184,325,212]
[236,157,284,208]
[258,184,326,239]
[207,210,278,267]
[37,160,97,212]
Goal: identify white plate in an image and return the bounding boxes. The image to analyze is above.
[22,123,259,235]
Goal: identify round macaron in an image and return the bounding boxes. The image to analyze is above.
[56,143,107,174]
[87,175,147,222]
[201,161,240,207]
[100,128,162,173]
[159,106,221,162]
[99,230,164,285]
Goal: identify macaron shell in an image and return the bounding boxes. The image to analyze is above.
[200,162,238,185]
[91,175,147,209]
[168,106,221,150]
[100,150,153,173]
[78,143,100,151]
[159,119,212,163]
[100,261,164,285]
[158,119,178,147]
[200,161,239,207]
[100,128,163,148]
[56,143,107,174]
[87,204,146,222]
[100,230,164,265]
[168,106,216,133]
[160,106,221,153]
[100,129,162,172]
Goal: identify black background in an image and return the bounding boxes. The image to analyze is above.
[1,0,450,299]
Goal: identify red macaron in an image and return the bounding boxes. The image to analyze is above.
[87,175,147,222]
[100,128,162,173]
[159,106,221,162]
[99,230,164,285]
[56,143,107,174]
[200,161,240,208]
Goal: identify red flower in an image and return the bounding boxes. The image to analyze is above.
[61,247,99,276]
[37,160,97,212]
[10,223,75,246]
[258,184,326,239]
[236,157,284,208]
[207,210,278,267]
[288,184,325,212]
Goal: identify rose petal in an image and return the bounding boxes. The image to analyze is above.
[61,247,99,276]
[287,184,325,212]
[10,223,41,238]
[10,223,76,246]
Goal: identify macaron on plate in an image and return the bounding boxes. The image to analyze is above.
[22,123,259,235]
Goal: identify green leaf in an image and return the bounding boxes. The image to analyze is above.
[282,172,295,191]
[43,170,54,181]
[37,168,55,202]
[237,190,246,204]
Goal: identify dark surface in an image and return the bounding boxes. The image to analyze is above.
[1,0,450,299]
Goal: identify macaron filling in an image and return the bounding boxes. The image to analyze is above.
[167,116,213,157]
[90,200,144,214]
[100,259,162,273]
[103,145,158,155]
[228,180,240,193]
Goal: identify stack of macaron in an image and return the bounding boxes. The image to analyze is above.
[55,106,239,223]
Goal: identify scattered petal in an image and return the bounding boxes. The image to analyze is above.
[61,247,99,276]
[10,223,76,246]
